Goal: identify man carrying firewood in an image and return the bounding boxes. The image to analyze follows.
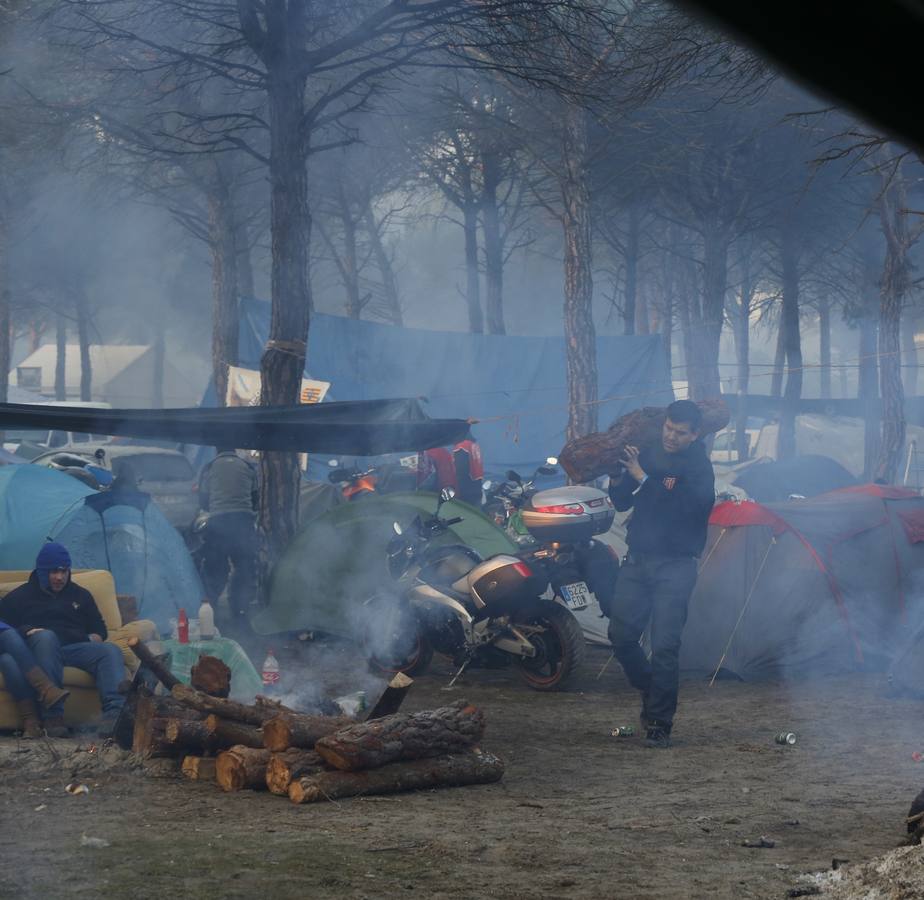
[607,399,715,749]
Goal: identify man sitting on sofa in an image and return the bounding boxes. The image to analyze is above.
[0,542,125,737]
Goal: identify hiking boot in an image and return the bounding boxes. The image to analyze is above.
[644,723,672,749]
[42,716,70,739]
[25,667,70,710]
[16,699,43,739]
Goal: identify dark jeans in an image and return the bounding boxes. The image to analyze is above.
[0,628,48,701]
[1,630,124,717]
[607,554,698,729]
[201,511,257,619]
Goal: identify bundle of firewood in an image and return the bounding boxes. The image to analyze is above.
[125,644,504,805]
[558,398,730,483]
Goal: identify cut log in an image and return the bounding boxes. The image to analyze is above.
[134,693,205,757]
[165,718,214,753]
[288,750,504,804]
[266,749,326,796]
[216,746,271,792]
[205,714,264,749]
[182,756,217,782]
[171,684,299,726]
[191,655,232,698]
[365,672,414,721]
[314,700,485,772]
[262,712,354,752]
[128,637,181,691]
[558,399,730,483]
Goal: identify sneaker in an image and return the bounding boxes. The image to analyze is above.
[644,724,672,749]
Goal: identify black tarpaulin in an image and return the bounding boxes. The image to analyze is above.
[0,398,471,455]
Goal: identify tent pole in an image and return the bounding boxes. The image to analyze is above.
[697,528,727,575]
[708,536,776,687]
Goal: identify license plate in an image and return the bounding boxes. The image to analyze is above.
[560,581,590,611]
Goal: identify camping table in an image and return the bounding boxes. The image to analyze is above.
[161,637,263,701]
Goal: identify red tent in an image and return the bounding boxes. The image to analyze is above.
[680,486,924,678]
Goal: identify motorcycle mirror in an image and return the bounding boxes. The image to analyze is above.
[482,479,493,491]
[506,469,522,483]
[392,521,403,535]
[439,487,456,505]
[546,456,558,466]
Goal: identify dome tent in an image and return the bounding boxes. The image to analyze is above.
[0,466,202,630]
[680,485,924,679]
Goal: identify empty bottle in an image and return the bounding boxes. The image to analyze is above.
[262,649,280,691]
[198,600,215,641]
[177,608,189,644]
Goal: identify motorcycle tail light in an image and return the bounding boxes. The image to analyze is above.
[532,503,584,515]
[512,561,533,578]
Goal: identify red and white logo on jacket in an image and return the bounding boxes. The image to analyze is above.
[662,476,677,490]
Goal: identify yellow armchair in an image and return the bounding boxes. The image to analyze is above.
[0,569,158,729]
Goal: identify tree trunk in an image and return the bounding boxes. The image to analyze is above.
[859,318,880,480]
[234,213,255,300]
[778,228,803,460]
[266,749,325,795]
[314,700,485,772]
[55,312,67,401]
[259,69,312,559]
[819,299,832,400]
[561,103,597,443]
[262,711,354,752]
[207,174,240,408]
[623,207,639,336]
[770,317,786,400]
[216,745,271,791]
[694,222,728,401]
[170,683,297,725]
[733,269,752,461]
[481,150,506,335]
[902,307,918,398]
[0,191,9,404]
[463,203,483,334]
[339,185,362,319]
[288,750,505,804]
[363,199,403,326]
[75,290,92,402]
[876,166,912,483]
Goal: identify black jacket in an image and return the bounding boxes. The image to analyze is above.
[0,572,108,645]
[609,440,715,558]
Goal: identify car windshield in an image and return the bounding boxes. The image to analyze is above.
[113,454,193,482]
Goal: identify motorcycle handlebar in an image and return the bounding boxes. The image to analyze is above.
[443,516,464,526]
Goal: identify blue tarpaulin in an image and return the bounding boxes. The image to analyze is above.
[210,299,673,473]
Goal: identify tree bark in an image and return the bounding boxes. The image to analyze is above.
[859,316,880,480]
[363,199,403,326]
[182,756,217,781]
[207,172,240,408]
[481,150,506,335]
[778,227,803,460]
[205,713,265,749]
[733,264,752,461]
[55,312,67,401]
[339,184,363,319]
[234,211,255,300]
[315,700,485,772]
[75,290,91,402]
[365,672,414,721]
[288,750,505,804]
[128,637,181,691]
[216,745,271,791]
[561,103,597,443]
[693,222,728,401]
[262,711,354,752]
[190,655,231,698]
[770,318,786,400]
[463,202,484,334]
[819,299,832,400]
[266,749,325,795]
[902,307,918,398]
[623,206,639,336]
[0,189,9,404]
[170,683,297,725]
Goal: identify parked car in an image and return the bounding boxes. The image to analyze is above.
[1,401,114,459]
[30,443,199,532]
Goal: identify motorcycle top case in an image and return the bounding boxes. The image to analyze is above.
[521,485,615,543]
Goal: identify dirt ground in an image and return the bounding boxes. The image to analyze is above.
[1,644,922,900]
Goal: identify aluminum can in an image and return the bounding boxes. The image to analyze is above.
[611,725,635,737]
[775,732,797,745]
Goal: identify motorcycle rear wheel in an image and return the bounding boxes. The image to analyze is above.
[512,599,585,691]
[362,595,434,677]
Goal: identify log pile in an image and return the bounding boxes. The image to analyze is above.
[128,663,504,804]
[558,398,730,483]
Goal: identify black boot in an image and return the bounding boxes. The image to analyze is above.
[644,720,672,749]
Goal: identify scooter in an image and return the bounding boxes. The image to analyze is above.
[363,489,586,691]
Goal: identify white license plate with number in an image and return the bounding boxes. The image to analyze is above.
[560,581,590,611]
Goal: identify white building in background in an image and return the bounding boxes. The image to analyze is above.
[8,344,198,408]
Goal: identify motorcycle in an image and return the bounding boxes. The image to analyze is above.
[328,460,378,501]
[363,488,586,691]
[485,459,620,619]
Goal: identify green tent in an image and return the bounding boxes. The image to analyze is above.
[252,492,516,637]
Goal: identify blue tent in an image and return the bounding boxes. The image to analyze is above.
[202,299,673,474]
[0,466,202,630]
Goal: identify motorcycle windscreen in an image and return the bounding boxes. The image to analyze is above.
[252,491,517,638]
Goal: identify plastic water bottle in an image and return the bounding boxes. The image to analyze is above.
[198,600,215,641]
[177,608,189,644]
[261,649,280,691]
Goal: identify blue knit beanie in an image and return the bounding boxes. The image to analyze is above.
[36,542,72,590]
